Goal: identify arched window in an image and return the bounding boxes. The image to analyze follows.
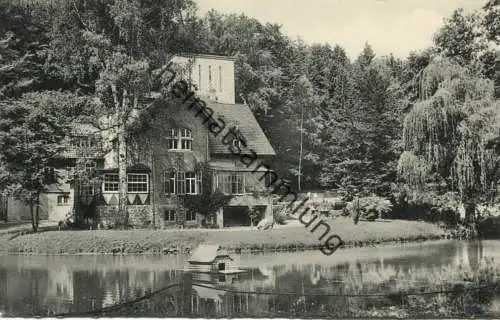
[166,128,192,150]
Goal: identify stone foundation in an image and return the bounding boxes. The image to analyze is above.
[97,205,153,228]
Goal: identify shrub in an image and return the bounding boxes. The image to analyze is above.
[345,196,392,222]
[273,204,288,225]
[389,190,461,225]
[332,200,347,210]
[477,216,500,238]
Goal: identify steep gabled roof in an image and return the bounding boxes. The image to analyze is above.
[208,102,276,156]
[188,244,232,263]
[60,123,104,159]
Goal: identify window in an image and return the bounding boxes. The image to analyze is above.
[221,172,245,194]
[81,185,94,196]
[164,171,176,194]
[57,195,69,205]
[185,172,197,195]
[219,66,222,91]
[44,167,56,184]
[164,170,201,195]
[176,171,186,195]
[231,173,245,194]
[72,136,96,148]
[166,129,179,150]
[164,209,176,222]
[180,129,192,150]
[185,210,196,221]
[167,128,192,151]
[128,173,148,193]
[103,173,119,192]
[85,161,96,170]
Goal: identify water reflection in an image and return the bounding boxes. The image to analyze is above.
[0,240,499,317]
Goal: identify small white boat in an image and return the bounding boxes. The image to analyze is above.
[185,244,246,274]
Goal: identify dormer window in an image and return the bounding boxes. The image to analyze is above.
[166,128,192,150]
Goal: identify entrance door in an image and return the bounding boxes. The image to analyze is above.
[223,206,251,227]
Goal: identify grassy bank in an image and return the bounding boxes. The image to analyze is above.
[0,218,445,255]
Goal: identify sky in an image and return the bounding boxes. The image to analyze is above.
[195,0,487,58]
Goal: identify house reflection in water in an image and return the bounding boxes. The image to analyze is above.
[46,266,74,315]
[182,267,276,317]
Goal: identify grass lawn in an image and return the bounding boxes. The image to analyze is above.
[0,217,445,255]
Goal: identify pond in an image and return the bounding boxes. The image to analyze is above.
[1,240,500,317]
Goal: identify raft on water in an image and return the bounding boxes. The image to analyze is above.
[185,244,246,274]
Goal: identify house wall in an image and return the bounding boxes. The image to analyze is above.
[97,101,210,228]
[187,263,212,273]
[211,256,234,272]
[210,159,274,221]
[6,191,72,222]
[44,192,74,221]
[172,55,236,105]
[6,198,31,221]
[143,102,209,227]
[97,205,153,228]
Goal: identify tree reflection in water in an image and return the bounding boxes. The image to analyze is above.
[1,241,500,317]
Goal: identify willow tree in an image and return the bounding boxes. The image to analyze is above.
[397,57,500,222]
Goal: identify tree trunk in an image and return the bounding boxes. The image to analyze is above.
[73,178,81,226]
[297,103,304,192]
[464,201,476,224]
[35,193,40,231]
[118,125,128,228]
[30,195,38,232]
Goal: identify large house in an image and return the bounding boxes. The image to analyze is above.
[4,54,276,229]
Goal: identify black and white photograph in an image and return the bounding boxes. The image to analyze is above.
[0,0,499,318]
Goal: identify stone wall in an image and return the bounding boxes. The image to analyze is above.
[97,205,153,228]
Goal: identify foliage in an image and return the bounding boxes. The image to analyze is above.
[0,0,53,99]
[433,9,486,66]
[0,91,85,231]
[344,196,393,222]
[389,188,462,225]
[316,44,404,197]
[477,216,500,238]
[183,166,232,224]
[398,57,499,221]
[1,0,498,233]
[43,0,203,220]
[272,204,288,225]
[433,3,500,98]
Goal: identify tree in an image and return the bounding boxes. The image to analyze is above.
[289,75,315,191]
[483,0,500,43]
[318,44,403,197]
[398,57,500,223]
[0,0,53,98]
[433,4,500,98]
[433,8,486,66]
[47,0,200,224]
[0,91,85,231]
